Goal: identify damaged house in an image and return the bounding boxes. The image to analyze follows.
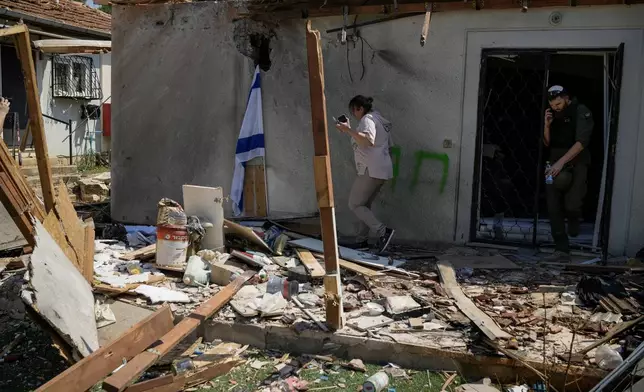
[110,0,644,258]
[0,0,112,251]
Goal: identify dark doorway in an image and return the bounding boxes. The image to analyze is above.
[471,48,622,253]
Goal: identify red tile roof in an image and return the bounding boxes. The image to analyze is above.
[0,0,111,35]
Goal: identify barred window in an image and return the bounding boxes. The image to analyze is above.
[52,55,102,100]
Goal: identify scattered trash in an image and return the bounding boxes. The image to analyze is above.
[172,358,195,375]
[267,276,300,300]
[363,371,389,392]
[95,300,117,328]
[505,385,529,392]
[183,255,210,286]
[596,344,623,370]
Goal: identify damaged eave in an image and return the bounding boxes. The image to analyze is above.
[33,39,111,54]
[238,0,644,19]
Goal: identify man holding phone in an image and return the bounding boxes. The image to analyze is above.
[335,95,395,253]
[543,85,594,262]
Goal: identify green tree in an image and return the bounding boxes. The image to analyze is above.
[99,4,112,14]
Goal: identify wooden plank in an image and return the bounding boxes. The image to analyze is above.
[295,248,325,277]
[437,261,511,341]
[0,24,27,37]
[54,181,85,269]
[420,10,432,46]
[338,259,384,278]
[35,306,174,392]
[542,262,644,274]
[306,20,343,331]
[102,271,255,392]
[242,164,267,217]
[577,314,644,355]
[124,357,244,392]
[42,210,77,267]
[83,218,95,283]
[14,28,55,212]
[0,138,44,221]
[119,244,156,261]
[313,156,332,208]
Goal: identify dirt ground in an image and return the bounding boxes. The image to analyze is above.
[0,275,69,392]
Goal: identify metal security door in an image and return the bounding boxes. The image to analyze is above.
[471,50,548,245]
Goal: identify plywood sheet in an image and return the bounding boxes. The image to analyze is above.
[438,254,520,270]
[289,238,405,269]
[182,185,224,251]
[224,219,272,254]
[21,220,99,358]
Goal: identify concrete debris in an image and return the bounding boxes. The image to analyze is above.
[343,358,367,372]
[456,378,500,392]
[349,315,395,332]
[78,178,110,202]
[385,296,421,314]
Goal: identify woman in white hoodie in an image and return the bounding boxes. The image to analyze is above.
[335,95,395,253]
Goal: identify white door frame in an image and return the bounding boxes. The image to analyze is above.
[455,28,644,256]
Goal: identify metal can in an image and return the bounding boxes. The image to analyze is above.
[363,372,389,392]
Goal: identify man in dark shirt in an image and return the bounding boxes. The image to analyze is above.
[543,85,594,262]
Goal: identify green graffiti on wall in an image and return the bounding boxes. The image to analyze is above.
[390,146,450,194]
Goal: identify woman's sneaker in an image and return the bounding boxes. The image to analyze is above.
[377,228,395,254]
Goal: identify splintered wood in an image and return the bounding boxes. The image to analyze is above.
[305,20,343,330]
[102,271,256,392]
[437,261,511,341]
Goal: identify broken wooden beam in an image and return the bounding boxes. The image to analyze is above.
[295,248,325,277]
[577,314,644,355]
[13,27,55,212]
[83,218,95,283]
[35,306,174,392]
[437,261,511,341]
[102,271,255,392]
[124,357,245,392]
[305,20,343,331]
[119,244,156,261]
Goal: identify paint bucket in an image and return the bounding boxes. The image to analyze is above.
[363,372,389,392]
[156,224,189,267]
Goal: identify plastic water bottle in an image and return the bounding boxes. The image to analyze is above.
[545,161,554,185]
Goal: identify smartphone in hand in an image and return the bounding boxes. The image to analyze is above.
[337,114,348,124]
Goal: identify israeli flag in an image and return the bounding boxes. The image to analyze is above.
[232,66,264,216]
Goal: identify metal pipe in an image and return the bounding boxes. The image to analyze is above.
[0,7,110,39]
[326,13,423,33]
[42,113,68,124]
[68,119,73,166]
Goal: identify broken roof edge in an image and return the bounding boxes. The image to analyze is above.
[0,6,111,39]
[33,39,112,54]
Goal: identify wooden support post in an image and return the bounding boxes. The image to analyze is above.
[305,21,343,330]
[13,27,55,212]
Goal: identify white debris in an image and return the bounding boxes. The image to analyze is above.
[133,285,191,303]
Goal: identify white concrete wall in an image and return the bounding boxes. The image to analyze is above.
[112,3,644,255]
[37,53,106,158]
